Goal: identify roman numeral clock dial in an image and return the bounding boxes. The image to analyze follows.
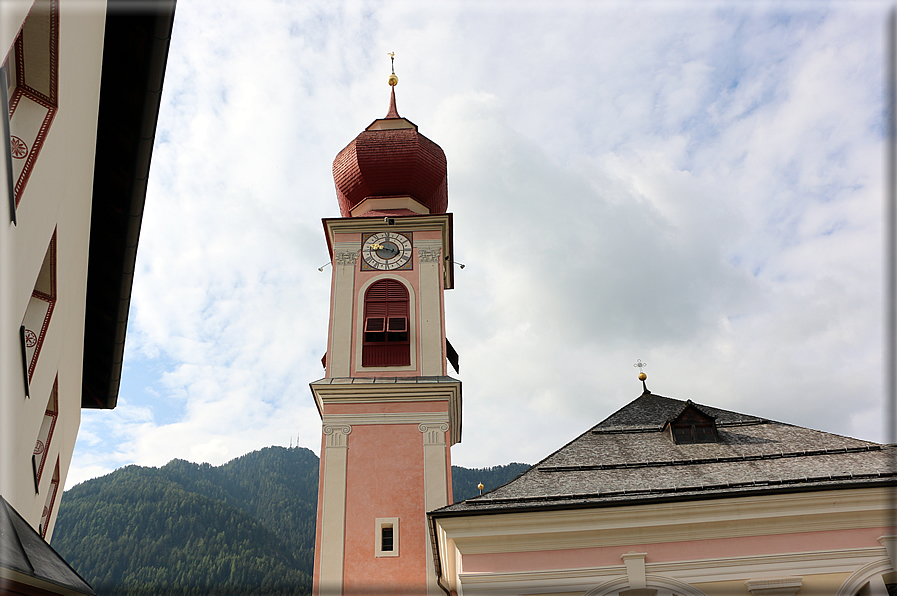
[361,232,413,271]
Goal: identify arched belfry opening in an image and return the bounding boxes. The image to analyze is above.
[362,279,410,367]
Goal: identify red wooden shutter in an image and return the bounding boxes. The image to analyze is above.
[362,280,410,367]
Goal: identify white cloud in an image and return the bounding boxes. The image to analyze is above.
[68,1,888,488]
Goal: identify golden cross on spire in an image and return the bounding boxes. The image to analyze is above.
[633,359,650,393]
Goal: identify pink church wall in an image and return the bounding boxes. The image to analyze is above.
[461,526,887,574]
[342,422,432,595]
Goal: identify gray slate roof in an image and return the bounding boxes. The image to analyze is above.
[434,392,896,515]
[0,496,96,595]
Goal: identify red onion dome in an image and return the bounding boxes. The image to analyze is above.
[333,88,448,218]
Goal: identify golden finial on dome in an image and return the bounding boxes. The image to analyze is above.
[388,52,398,86]
[633,359,650,393]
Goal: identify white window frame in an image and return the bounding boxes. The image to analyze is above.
[375,517,399,557]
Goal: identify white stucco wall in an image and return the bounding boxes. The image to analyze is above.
[0,0,106,541]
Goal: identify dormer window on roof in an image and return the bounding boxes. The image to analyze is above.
[665,401,719,444]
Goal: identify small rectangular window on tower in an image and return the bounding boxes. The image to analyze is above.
[375,517,399,557]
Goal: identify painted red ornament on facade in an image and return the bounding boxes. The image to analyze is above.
[11,135,28,159]
[24,329,37,347]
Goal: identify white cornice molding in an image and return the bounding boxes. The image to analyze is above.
[322,412,449,427]
[414,238,442,248]
[311,382,460,403]
[878,535,897,569]
[325,214,451,234]
[438,487,892,554]
[332,241,361,254]
[349,196,430,217]
[454,549,887,594]
[458,565,617,595]
[311,379,461,445]
[648,547,885,584]
[458,567,700,596]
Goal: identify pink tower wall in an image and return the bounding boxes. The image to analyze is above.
[343,422,429,595]
[315,221,455,594]
[315,398,453,595]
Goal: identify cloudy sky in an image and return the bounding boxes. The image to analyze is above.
[68,0,890,489]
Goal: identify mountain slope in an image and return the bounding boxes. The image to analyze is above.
[53,446,527,596]
[53,447,315,595]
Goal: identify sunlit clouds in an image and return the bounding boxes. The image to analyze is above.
[68,1,887,488]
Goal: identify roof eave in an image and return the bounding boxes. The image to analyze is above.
[429,478,897,519]
[81,0,176,409]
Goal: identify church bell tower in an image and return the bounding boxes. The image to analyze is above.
[311,63,461,596]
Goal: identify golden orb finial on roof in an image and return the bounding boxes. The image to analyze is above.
[633,359,650,393]
[388,52,398,86]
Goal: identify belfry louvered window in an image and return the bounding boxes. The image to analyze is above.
[363,279,410,367]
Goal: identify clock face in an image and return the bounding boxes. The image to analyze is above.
[361,232,413,271]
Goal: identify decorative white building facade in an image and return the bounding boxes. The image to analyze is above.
[1,1,175,594]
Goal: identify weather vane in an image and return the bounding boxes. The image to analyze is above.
[388,52,398,86]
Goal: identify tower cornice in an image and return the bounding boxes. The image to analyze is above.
[322,213,455,289]
[310,376,462,445]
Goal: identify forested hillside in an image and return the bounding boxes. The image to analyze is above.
[52,446,528,596]
[53,447,318,595]
[452,462,531,501]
